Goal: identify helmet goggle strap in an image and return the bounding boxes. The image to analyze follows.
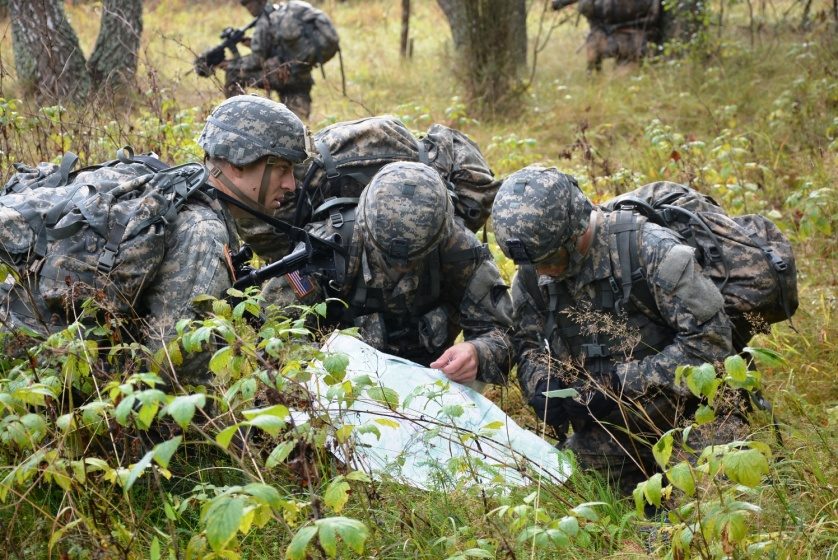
[504,238,532,265]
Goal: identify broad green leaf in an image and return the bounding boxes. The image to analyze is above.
[633,484,646,515]
[318,517,337,557]
[724,355,748,382]
[482,420,504,431]
[366,386,399,409]
[335,425,354,443]
[124,450,154,493]
[695,404,716,425]
[324,478,351,513]
[463,548,494,557]
[666,462,696,496]
[442,404,465,418]
[209,346,234,375]
[743,346,786,368]
[374,418,400,429]
[242,404,289,421]
[285,525,318,560]
[722,448,769,487]
[315,517,368,555]
[150,536,161,560]
[137,402,159,430]
[571,502,605,521]
[205,496,244,552]
[558,515,579,537]
[243,483,282,509]
[165,394,206,429]
[246,415,285,436]
[266,441,296,468]
[686,363,719,401]
[323,353,350,383]
[643,473,663,507]
[345,471,371,482]
[48,519,83,553]
[216,425,240,450]
[152,436,182,469]
[115,396,136,426]
[652,431,674,469]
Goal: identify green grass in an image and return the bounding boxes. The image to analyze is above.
[0,1,836,558]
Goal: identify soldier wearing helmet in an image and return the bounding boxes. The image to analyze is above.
[0,95,306,387]
[221,0,315,120]
[269,161,514,384]
[492,165,748,493]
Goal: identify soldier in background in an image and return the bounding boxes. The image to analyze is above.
[225,0,315,120]
[552,0,706,71]
[491,166,749,493]
[266,161,515,386]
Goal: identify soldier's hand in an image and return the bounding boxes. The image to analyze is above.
[529,378,571,431]
[430,342,478,383]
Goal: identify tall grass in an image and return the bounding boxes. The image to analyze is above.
[0,1,836,558]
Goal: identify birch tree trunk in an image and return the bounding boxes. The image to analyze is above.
[87,0,143,89]
[10,0,91,101]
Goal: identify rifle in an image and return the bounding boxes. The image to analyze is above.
[233,230,346,291]
[194,16,260,77]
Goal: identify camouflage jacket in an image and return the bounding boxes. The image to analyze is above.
[0,188,237,385]
[233,3,314,88]
[264,214,515,384]
[512,209,733,400]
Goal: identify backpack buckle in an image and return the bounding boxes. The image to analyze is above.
[330,211,344,229]
[98,249,116,273]
[581,343,610,359]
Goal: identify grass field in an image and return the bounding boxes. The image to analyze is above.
[0,1,836,558]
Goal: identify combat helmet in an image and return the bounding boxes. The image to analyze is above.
[198,94,307,166]
[357,161,454,263]
[491,166,592,268]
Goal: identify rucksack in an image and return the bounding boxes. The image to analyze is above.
[577,0,660,25]
[604,181,799,341]
[271,0,340,66]
[0,148,208,326]
[295,116,500,233]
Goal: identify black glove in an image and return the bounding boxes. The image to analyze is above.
[528,378,571,431]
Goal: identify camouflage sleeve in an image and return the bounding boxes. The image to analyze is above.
[510,272,571,400]
[141,205,232,384]
[458,258,515,385]
[249,13,273,59]
[615,231,733,397]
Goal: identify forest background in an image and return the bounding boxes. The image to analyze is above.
[0,0,835,559]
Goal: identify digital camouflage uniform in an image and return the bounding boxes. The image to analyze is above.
[493,166,749,493]
[225,1,314,120]
[266,162,515,384]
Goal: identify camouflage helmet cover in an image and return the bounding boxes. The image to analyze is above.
[198,95,307,166]
[357,161,454,262]
[491,166,592,264]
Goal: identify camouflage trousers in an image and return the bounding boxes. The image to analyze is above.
[585,26,650,72]
[224,61,313,121]
[563,394,750,494]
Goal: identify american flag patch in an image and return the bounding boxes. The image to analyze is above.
[285,270,315,299]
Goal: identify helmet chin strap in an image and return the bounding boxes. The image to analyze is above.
[208,162,275,214]
[258,156,280,208]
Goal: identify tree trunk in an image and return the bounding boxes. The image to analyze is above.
[88,0,143,90]
[9,0,91,101]
[400,0,410,58]
[436,0,527,117]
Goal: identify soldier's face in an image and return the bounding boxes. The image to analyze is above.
[235,157,297,211]
[535,246,570,278]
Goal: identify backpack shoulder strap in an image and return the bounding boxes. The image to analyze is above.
[607,209,659,315]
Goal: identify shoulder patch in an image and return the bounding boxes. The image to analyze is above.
[655,244,695,293]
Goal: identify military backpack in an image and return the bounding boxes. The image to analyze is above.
[295,116,500,233]
[0,148,208,328]
[605,182,798,343]
[270,0,340,67]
